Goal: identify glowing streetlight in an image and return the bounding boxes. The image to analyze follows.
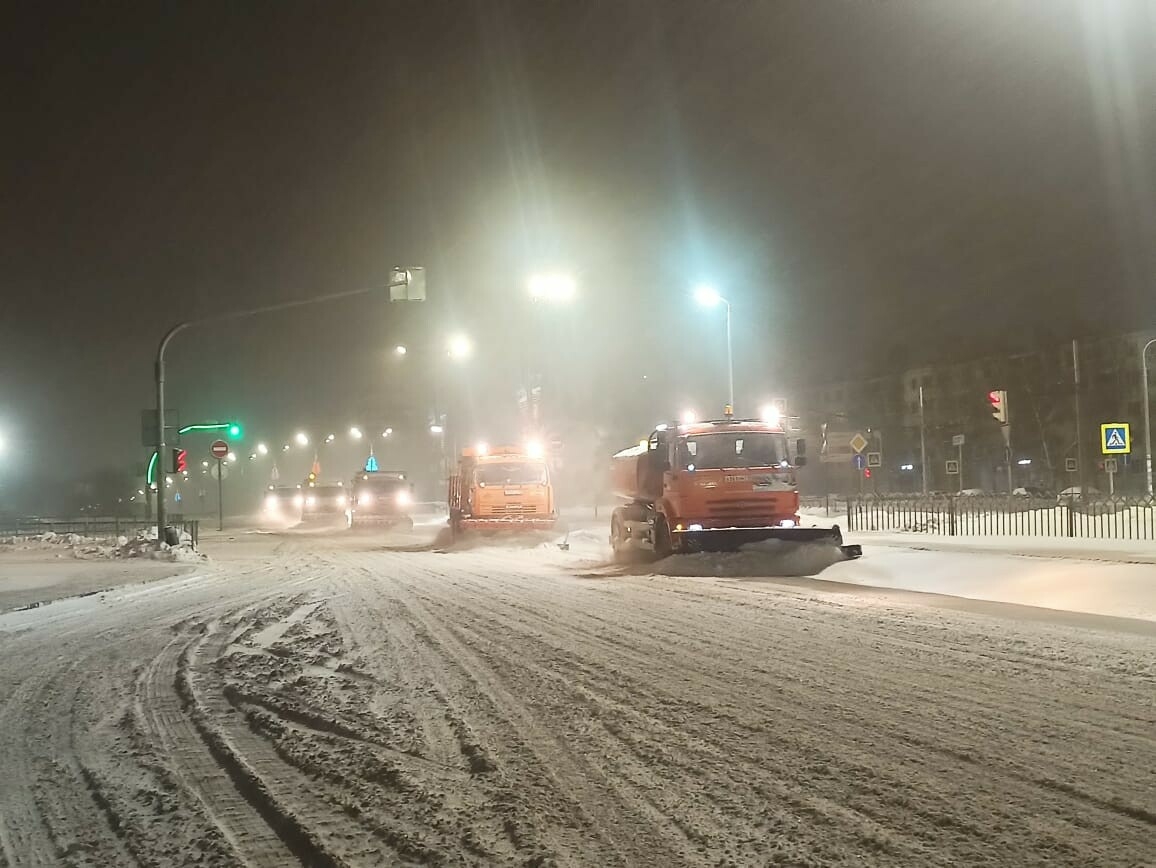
[256,442,269,456]
[227,452,237,463]
[282,444,291,452]
[760,404,782,426]
[382,428,393,437]
[201,460,210,468]
[430,424,444,435]
[349,426,363,440]
[681,409,698,426]
[294,431,309,447]
[693,285,734,412]
[394,345,408,356]
[527,272,577,303]
[325,433,336,443]
[447,334,472,360]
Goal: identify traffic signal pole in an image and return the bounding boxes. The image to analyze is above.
[1142,339,1155,497]
[153,274,414,544]
[216,458,224,532]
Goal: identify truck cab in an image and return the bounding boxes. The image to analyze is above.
[347,470,413,529]
[448,446,557,535]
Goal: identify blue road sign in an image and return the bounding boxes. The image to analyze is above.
[853,454,866,470]
[1101,423,1131,454]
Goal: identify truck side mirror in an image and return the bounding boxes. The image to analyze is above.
[796,438,807,456]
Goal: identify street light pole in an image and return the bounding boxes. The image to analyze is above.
[723,298,734,412]
[693,286,735,413]
[1142,338,1156,496]
[154,275,412,543]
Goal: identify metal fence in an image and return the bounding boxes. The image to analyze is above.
[0,516,200,547]
[845,495,1156,540]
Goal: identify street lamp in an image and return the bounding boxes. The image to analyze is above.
[394,344,408,356]
[256,442,268,456]
[1142,338,1156,495]
[294,431,309,447]
[349,426,363,440]
[447,334,472,360]
[693,285,734,413]
[382,428,393,437]
[527,272,577,303]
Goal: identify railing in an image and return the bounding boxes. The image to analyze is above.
[0,516,200,547]
[845,494,1156,540]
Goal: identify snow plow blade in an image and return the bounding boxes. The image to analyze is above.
[674,525,862,559]
[456,517,558,532]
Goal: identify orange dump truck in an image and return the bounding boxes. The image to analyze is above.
[448,445,557,537]
[609,417,860,559]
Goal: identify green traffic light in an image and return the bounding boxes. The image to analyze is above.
[228,423,243,439]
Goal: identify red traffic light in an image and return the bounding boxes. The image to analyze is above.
[988,389,1008,423]
[171,448,188,473]
[864,468,872,479]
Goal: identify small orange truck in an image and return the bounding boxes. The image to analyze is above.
[448,445,557,537]
[609,416,860,559]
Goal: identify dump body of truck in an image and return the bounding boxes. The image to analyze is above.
[609,419,860,558]
[448,447,557,536]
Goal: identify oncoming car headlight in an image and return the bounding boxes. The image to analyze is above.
[305,496,317,507]
[335,495,347,507]
[293,494,304,507]
[265,495,279,511]
[395,489,412,507]
[358,493,374,506]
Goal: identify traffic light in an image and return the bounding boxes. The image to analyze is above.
[171,448,188,473]
[988,389,1008,424]
[227,423,243,439]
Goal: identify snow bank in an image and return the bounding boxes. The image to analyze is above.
[819,545,1156,621]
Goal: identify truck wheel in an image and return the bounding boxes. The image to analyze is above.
[654,515,673,559]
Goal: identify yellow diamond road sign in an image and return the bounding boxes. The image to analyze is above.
[1100,423,1131,454]
[849,432,869,454]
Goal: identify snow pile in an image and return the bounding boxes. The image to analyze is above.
[59,531,208,563]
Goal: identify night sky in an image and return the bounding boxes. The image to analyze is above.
[3,1,1156,493]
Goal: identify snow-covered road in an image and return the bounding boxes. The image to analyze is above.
[1,531,1153,867]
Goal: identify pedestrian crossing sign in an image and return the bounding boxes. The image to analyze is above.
[1100,423,1131,454]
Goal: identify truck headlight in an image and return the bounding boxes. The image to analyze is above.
[396,489,412,507]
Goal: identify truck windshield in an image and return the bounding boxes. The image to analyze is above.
[476,462,548,486]
[678,433,788,470]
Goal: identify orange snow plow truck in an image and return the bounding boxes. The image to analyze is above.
[609,417,861,559]
[448,445,558,537]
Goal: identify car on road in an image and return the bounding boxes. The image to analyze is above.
[1013,486,1053,499]
[1057,486,1101,503]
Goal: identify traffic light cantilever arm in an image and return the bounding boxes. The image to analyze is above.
[153,278,411,540]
